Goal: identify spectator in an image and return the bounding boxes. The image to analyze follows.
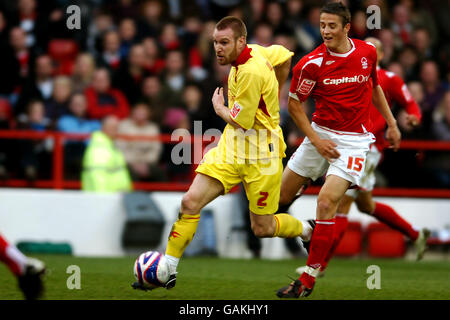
[295,5,322,52]
[71,53,96,93]
[141,36,165,74]
[159,23,180,51]
[118,18,138,57]
[265,1,290,35]
[85,68,130,120]
[183,83,205,124]
[0,99,14,179]
[349,10,369,40]
[0,27,21,98]
[432,91,450,141]
[161,107,191,182]
[377,29,396,67]
[16,100,52,181]
[137,0,166,39]
[420,60,448,131]
[96,30,122,72]
[387,61,405,79]
[44,76,72,123]
[10,27,31,79]
[397,45,420,82]
[160,49,188,107]
[81,115,132,192]
[140,75,166,122]
[250,21,274,47]
[107,0,140,24]
[57,93,101,135]
[86,11,115,55]
[113,44,150,105]
[15,0,48,51]
[391,4,414,45]
[57,93,101,179]
[117,102,165,182]
[413,28,434,61]
[425,90,450,187]
[15,54,55,116]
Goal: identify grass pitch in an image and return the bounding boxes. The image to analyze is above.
[0,255,448,300]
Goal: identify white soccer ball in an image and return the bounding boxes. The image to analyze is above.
[133,251,170,289]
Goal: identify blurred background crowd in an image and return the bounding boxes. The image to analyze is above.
[0,0,448,188]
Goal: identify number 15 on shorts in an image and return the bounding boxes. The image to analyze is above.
[347,156,365,172]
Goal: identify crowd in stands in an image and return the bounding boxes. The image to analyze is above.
[0,0,448,188]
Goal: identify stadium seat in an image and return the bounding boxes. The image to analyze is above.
[367,222,406,257]
[334,221,363,256]
[48,39,79,75]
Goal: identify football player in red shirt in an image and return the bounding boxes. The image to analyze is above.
[276,2,401,298]
[295,37,430,279]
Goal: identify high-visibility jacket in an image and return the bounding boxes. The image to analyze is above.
[81,131,132,192]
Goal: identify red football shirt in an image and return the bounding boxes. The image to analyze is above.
[289,38,378,133]
[370,67,422,150]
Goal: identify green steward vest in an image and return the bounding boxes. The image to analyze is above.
[81,131,132,192]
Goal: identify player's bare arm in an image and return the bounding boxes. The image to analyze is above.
[372,85,401,151]
[211,87,243,129]
[274,57,292,93]
[287,97,340,161]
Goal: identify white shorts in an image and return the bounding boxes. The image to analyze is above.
[345,143,382,198]
[287,122,376,186]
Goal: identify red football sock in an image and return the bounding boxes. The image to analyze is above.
[0,234,27,276]
[321,214,348,271]
[300,219,335,288]
[372,202,419,241]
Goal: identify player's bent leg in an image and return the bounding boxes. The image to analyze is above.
[249,211,313,241]
[279,167,310,206]
[297,193,355,276]
[293,175,350,293]
[164,173,225,288]
[354,191,376,214]
[357,191,430,260]
[316,175,351,220]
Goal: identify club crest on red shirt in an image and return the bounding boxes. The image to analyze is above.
[297,78,316,95]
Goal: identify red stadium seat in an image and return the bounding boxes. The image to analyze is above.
[367,222,406,257]
[334,221,363,256]
[48,39,79,75]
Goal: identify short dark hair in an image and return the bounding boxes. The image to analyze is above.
[215,16,247,39]
[320,2,351,27]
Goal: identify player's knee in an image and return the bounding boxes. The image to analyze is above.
[316,195,338,218]
[181,192,201,214]
[251,223,273,238]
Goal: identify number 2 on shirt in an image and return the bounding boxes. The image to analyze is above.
[347,156,365,172]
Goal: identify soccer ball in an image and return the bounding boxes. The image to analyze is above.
[133,251,170,289]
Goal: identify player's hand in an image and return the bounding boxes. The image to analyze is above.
[386,125,401,151]
[406,114,420,127]
[314,139,340,162]
[212,87,225,113]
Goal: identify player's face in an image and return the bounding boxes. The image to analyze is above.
[320,13,350,51]
[213,28,243,65]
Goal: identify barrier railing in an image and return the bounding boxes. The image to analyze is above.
[0,130,449,198]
